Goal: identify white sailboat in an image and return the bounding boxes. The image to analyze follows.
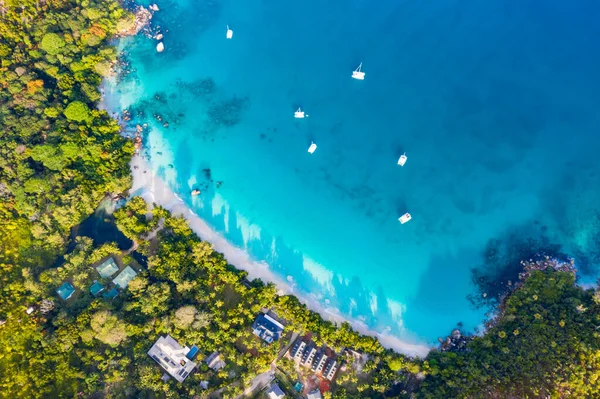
[352,62,365,80]
[294,107,305,119]
[398,153,407,166]
[398,213,412,224]
[308,142,317,154]
[226,25,233,39]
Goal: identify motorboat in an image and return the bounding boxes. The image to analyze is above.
[398,213,412,224]
[398,153,407,166]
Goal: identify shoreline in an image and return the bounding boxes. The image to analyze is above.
[129,154,431,357]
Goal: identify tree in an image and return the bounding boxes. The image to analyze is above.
[40,32,65,54]
[63,101,90,122]
[89,310,128,346]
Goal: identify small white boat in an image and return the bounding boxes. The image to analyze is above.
[226,25,233,39]
[308,142,317,154]
[352,62,365,80]
[156,42,164,52]
[398,213,412,224]
[294,107,305,119]
[398,153,407,166]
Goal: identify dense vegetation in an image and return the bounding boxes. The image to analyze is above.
[2,1,600,398]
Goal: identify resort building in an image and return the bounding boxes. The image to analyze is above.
[95,257,119,278]
[112,265,137,289]
[205,351,225,371]
[266,383,285,399]
[311,351,328,373]
[307,389,323,399]
[56,281,75,300]
[323,359,338,381]
[147,335,198,382]
[301,343,318,367]
[252,313,284,344]
[289,339,307,361]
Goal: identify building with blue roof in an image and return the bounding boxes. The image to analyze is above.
[103,287,119,299]
[89,281,105,296]
[56,282,75,300]
[252,313,285,344]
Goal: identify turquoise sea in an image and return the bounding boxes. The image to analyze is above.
[106,0,600,347]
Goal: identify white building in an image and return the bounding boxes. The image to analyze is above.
[324,359,338,381]
[147,335,197,382]
[307,389,323,399]
[266,383,285,399]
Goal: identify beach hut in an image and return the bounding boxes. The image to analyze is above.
[96,257,119,278]
[57,282,75,301]
[113,266,138,289]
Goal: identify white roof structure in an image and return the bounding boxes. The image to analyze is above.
[147,335,197,382]
[266,383,285,399]
[205,351,225,371]
[307,389,323,399]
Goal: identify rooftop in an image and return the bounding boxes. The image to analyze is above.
[112,265,137,289]
[102,287,119,299]
[252,313,284,344]
[147,335,197,383]
[307,389,323,399]
[89,281,104,296]
[56,282,75,300]
[266,383,285,399]
[96,257,119,278]
[205,351,225,371]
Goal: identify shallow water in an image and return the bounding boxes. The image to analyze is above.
[105,0,600,346]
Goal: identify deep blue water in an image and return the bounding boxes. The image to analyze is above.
[106,0,600,347]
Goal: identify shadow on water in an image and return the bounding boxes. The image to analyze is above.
[468,221,569,308]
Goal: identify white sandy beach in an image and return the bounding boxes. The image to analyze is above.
[129,154,430,357]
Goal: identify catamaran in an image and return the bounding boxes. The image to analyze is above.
[352,62,365,80]
[308,142,317,154]
[398,153,407,166]
[399,213,412,224]
[294,108,305,118]
[226,25,233,39]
